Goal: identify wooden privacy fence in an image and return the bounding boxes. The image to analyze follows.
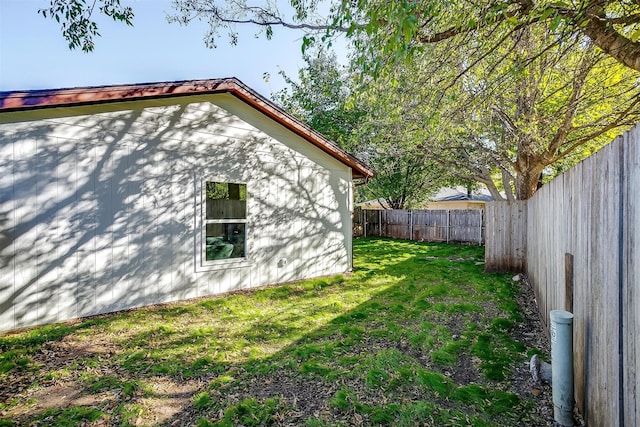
[485,124,640,427]
[353,208,485,245]
[484,202,527,272]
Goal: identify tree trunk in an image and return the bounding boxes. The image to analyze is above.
[515,166,545,200]
[387,196,405,210]
[485,180,506,201]
[502,169,516,202]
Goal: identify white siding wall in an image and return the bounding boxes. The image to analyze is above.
[0,95,353,331]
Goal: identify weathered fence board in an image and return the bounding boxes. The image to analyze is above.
[353,208,484,245]
[383,210,412,240]
[353,209,382,237]
[484,202,526,272]
[485,124,640,427]
[449,210,484,244]
[622,128,640,427]
[413,210,449,242]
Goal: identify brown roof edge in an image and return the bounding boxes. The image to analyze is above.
[0,78,375,179]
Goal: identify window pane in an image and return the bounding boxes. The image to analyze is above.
[205,223,245,260]
[206,182,247,219]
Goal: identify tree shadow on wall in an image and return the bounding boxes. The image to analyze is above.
[0,97,350,330]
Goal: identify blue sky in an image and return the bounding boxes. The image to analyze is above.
[0,0,319,99]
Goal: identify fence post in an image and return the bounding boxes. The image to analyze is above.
[364,209,367,238]
[565,253,574,313]
[446,210,450,243]
[479,210,483,245]
[409,210,414,241]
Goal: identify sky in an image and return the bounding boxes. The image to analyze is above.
[0,0,324,99]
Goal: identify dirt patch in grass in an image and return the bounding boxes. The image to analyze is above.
[136,378,203,425]
[449,353,483,385]
[237,370,337,418]
[32,383,99,409]
[1,239,563,426]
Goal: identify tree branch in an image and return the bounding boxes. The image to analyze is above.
[545,52,597,159]
[553,94,640,160]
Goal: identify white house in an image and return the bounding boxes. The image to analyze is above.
[0,78,374,332]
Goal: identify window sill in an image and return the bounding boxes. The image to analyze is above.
[199,258,253,272]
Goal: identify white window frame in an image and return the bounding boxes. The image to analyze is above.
[198,177,250,269]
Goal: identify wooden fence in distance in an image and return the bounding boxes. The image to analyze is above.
[485,124,640,427]
[353,208,484,245]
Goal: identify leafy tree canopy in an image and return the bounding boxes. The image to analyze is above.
[358,21,640,200]
[336,0,640,73]
[39,0,133,52]
[275,48,461,208]
[274,49,362,152]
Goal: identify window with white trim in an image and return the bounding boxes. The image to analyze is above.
[204,181,247,261]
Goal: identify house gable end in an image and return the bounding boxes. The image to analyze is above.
[0,79,374,179]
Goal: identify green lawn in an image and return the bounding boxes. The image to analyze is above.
[0,238,549,426]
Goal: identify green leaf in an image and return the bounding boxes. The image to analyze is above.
[550,15,562,31]
[538,8,555,21]
[301,35,315,54]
